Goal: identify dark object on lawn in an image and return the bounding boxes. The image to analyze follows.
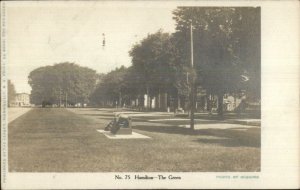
[104,119,115,131]
[106,114,132,135]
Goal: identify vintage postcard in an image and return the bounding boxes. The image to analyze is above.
[1,0,299,189]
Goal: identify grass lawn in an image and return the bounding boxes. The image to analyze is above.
[9,108,260,172]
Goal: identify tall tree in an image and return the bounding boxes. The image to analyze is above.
[172,7,260,116]
[89,66,129,107]
[129,30,178,109]
[8,80,16,106]
[28,62,97,106]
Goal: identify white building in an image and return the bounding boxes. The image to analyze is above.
[11,93,30,107]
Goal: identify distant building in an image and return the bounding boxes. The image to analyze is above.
[11,93,30,107]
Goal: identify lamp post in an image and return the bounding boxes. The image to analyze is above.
[190,20,195,130]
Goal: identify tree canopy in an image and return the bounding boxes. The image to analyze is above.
[90,66,128,106]
[172,7,260,115]
[8,80,16,106]
[129,30,178,96]
[172,7,260,97]
[90,8,260,113]
[28,62,97,106]
[29,7,260,114]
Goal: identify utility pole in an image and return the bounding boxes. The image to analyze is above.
[119,91,122,108]
[190,20,195,130]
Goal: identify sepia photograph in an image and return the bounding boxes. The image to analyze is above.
[1,0,299,189]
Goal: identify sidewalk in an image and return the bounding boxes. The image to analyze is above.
[225,119,261,126]
[8,107,32,123]
[110,109,261,126]
[175,112,261,126]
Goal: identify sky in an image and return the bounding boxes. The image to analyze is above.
[6,1,177,93]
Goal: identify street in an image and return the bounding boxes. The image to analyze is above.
[8,107,32,123]
[8,108,260,172]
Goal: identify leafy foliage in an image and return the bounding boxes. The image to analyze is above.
[129,30,178,96]
[172,7,260,115]
[28,62,97,106]
[90,66,128,106]
[8,80,16,106]
[30,8,260,112]
[173,7,260,96]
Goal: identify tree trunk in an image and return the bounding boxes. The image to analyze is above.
[189,82,197,129]
[217,93,224,117]
[138,94,144,111]
[234,93,237,111]
[194,86,198,112]
[119,91,122,108]
[146,86,149,110]
[177,95,180,110]
[158,88,161,110]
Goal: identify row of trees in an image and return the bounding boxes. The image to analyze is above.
[89,32,179,108]
[90,7,260,115]
[28,7,260,115]
[28,63,97,107]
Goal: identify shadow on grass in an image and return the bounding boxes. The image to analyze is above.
[193,128,260,148]
[82,113,114,117]
[74,108,100,112]
[194,138,260,148]
[97,117,114,120]
[133,119,225,125]
[193,113,261,120]
[133,125,260,148]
